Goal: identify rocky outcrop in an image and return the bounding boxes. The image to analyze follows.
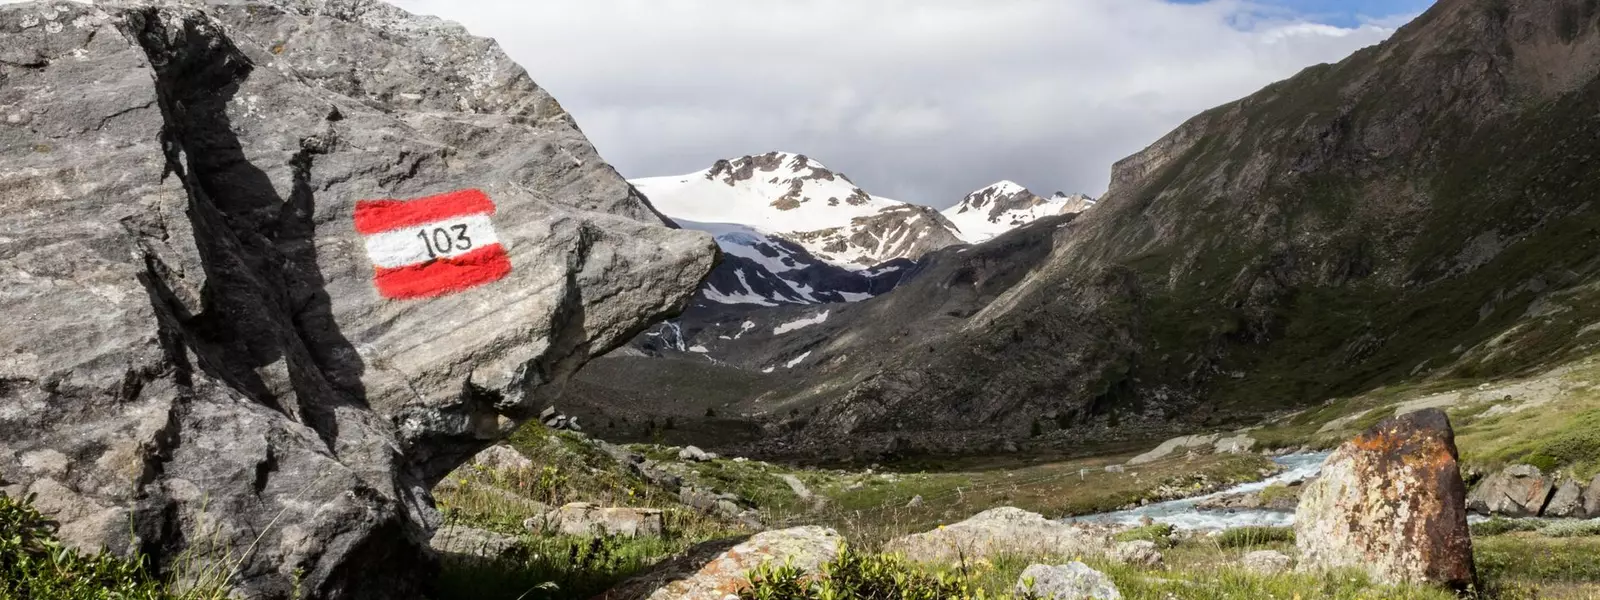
[883,507,1107,563]
[1014,562,1122,600]
[594,526,843,600]
[0,1,715,598]
[1466,465,1556,517]
[1295,409,1474,590]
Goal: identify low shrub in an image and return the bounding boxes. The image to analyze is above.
[1470,517,1542,537]
[1538,519,1600,538]
[1214,526,1295,548]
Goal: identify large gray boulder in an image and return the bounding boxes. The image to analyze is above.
[1295,409,1474,591]
[1545,479,1587,518]
[1466,465,1556,516]
[0,2,715,598]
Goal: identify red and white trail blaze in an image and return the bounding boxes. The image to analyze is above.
[354,189,512,299]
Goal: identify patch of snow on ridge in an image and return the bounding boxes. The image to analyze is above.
[773,310,830,335]
[785,351,813,369]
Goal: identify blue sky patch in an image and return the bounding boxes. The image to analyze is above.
[1171,0,1436,28]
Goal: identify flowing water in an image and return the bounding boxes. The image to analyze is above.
[1069,452,1332,530]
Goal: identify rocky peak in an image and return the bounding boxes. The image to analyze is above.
[707,151,840,185]
[954,181,1040,216]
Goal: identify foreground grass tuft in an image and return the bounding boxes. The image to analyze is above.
[0,493,195,600]
[1213,526,1295,549]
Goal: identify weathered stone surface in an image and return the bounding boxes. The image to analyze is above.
[1128,434,1219,465]
[0,1,716,598]
[472,445,534,473]
[1466,465,1556,517]
[533,502,664,538]
[1295,409,1474,590]
[594,526,842,600]
[1241,550,1292,575]
[1545,479,1587,518]
[429,526,520,559]
[1111,540,1162,568]
[884,507,1106,563]
[1013,562,1121,600]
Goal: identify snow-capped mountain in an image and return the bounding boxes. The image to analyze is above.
[633,152,965,271]
[942,181,1097,243]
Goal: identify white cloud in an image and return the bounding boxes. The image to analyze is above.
[0,0,1415,205]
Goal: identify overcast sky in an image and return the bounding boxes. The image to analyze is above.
[383,0,1433,206]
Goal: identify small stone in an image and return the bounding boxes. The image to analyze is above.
[1014,562,1121,600]
[678,445,712,462]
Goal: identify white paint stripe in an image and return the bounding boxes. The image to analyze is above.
[363,214,500,269]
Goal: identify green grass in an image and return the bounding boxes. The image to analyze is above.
[1476,535,1600,590]
[435,533,697,600]
[738,545,1463,600]
[0,493,236,600]
[799,453,1275,545]
[1213,526,1295,549]
[1114,523,1178,549]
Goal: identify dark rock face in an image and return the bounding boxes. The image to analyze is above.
[0,2,715,598]
[1295,409,1475,591]
[1466,465,1557,516]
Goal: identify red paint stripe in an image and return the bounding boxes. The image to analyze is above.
[354,189,496,235]
[373,244,511,299]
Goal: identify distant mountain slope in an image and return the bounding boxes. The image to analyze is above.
[585,0,1600,460]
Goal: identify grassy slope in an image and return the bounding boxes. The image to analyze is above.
[1245,352,1600,479]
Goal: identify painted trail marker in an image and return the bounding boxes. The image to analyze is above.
[355,189,511,299]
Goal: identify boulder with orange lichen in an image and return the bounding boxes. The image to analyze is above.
[1294,408,1475,591]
